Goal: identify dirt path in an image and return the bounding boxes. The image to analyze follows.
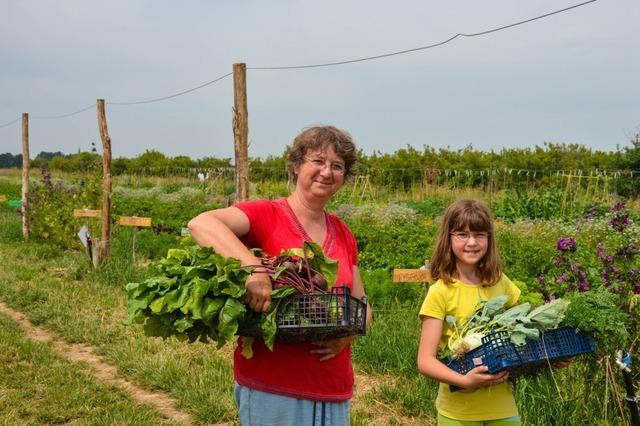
[0,297,424,425]
[0,301,195,425]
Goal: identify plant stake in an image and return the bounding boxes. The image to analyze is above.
[616,350,640,426]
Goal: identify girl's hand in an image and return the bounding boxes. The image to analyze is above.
[310,337,351,361]
[461,366,510,389]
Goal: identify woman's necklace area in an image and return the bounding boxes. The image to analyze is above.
[286,195,327,245]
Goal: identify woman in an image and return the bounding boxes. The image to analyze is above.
[188,125,371,426]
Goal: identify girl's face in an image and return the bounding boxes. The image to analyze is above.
[294,146,345,200]
[450,227,489,269]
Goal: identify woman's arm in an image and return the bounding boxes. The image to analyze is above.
[417,317,509,389]
[187,207,272,312]
[351,265,373,329]
[310,265,372,361]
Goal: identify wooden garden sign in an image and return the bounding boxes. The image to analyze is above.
[73,209,101,218]
[393,269,432,284]
[119,216,152,263]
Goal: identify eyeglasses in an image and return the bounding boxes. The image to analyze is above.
[305,157,346,175]
[450,232,489,242]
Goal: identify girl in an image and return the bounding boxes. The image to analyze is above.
[417,199,522,426]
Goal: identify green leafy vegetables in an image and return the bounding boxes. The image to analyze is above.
[445,296,570,359]
[124,239,338,355]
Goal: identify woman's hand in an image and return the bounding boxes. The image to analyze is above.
[245,272,272,312]
[461,366,510,389]
[310,337,352,361]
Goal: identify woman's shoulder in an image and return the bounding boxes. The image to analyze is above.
[325,211,354,235]
[235,198,282,212]
[233,198,288,224]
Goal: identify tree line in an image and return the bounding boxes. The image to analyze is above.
[2,138,639,196]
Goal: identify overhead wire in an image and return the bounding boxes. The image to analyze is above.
[108,72,233,105]
[31,104,96,119]
[0,117,21,129]
[248,0,598,70]
[0,0,598,122]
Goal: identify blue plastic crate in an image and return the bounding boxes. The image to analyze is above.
[445,327,595,376]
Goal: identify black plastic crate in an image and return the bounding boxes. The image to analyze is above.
[238,285,367,343]
[445,327,595,376]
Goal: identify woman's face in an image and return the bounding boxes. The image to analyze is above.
[294,146,345,201]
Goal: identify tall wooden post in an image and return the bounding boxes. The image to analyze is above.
[232,63,249,203]
[96,99,112,266]
[21,113,30,239]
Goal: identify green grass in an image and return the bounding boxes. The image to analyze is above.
[0,215,237,424]
[0,208,636,425]
[0,314,179,426]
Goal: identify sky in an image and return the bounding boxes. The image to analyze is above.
[1,0,639,160]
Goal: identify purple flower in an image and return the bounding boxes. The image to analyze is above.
[556,274,566,284]
[538,275,548,285]
[611,202,626,212]
[557,237,577,253]
[570,262,581,271]
[577,280,590,292]
[610,214,632,232]
[554,255,564,265]
[630,268,638,276]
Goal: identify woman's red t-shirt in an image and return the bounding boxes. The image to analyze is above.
[233,198,358,402]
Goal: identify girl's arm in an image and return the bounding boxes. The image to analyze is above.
[417,317,509,389]
[188,207,272,313]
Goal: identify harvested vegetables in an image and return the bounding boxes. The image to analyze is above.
[445,296,570,359]
[124,239,337,356]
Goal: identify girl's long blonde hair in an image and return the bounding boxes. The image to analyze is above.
[429,199,503,286]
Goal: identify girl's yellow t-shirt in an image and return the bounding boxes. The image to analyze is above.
[419,274,521,422]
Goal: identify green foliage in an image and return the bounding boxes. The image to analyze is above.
[360,269,425,308]
[561,290,630,355]
[0,204,22,243]
[27,165,102,249]
[497,223,560,285]
[0,178,21,199]
[113,187,222,231]
[492,188,566,221]
[338,203,434,270]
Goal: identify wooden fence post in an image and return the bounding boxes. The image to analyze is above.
[96,99,112,266]
[232,63,249,203]
[21,113,30,239]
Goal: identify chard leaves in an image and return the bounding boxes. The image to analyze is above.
[124,240,338,356]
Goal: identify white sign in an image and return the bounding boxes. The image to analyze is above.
[77,225,90,248]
